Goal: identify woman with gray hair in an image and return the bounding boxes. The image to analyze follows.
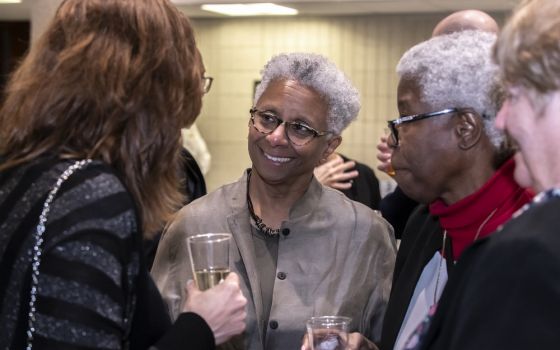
[379,30,533,350]
[416,0,560,348]
[152,52,396,350]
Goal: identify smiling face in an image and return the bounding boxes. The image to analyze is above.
[391,77,467,204]
[248,79,341,187]
[495,86,560,192]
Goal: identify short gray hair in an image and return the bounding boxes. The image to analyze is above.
[396,30,505,148]
[254,53,360,135]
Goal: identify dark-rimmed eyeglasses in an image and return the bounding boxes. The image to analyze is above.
[387,108,459,146]
[249,108,331,146]
[202,76,213,94]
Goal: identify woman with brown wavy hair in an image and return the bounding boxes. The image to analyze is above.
[0,0,246,349]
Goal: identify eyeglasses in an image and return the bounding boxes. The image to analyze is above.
[202,76,213,94]
[249,108,331,146]
[387,108,459,146]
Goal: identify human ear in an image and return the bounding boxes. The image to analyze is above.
[455,111,482,150]
[322,135,342,160]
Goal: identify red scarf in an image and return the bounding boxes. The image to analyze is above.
[429,157,534,260]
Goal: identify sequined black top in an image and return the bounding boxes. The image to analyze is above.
[0,156,214,350]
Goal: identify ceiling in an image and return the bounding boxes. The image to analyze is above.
[0,0,518,20]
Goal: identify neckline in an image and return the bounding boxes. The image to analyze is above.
[429,157,533,259]
[246,172,281,237]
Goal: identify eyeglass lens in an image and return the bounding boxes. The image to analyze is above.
[251,110,316,146]
[388,123,399,146]
[203,77,213,93]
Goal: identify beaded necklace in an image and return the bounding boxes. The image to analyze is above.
[246,172,281,237]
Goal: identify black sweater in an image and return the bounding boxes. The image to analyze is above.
[0,156,214,349]
[419,196,560,350]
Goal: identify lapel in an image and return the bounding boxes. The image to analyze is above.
[225,171,265,344]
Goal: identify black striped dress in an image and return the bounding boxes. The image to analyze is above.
[0,156,214,350]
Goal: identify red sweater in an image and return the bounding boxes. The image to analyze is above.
[429,157,534,260]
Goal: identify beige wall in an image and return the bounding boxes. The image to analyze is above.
[191,14,445,191]
[30,0,63,42]
[25,6,504,192]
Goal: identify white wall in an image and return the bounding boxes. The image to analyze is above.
[191,14,443,191]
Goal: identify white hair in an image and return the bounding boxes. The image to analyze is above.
[397,30,505,148]
[254,53,360,135]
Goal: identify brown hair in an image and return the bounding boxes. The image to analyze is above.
[0,0,203,237]
[494,0,560,96]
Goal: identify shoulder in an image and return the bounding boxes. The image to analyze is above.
[55,160,136,217]
[450,198,560,300]
[427,199,560,349]
[177,176,244,220]
[396,205,441,265]
[479,198,560,269]
[400,205,438,240]
[321,185,395,243]
[0,159,142,346]
[42,159,139,247]
[160,176,244,246]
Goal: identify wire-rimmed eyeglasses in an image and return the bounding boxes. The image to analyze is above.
[202,76,213,94]
[249,108,331,146]
[387,108,459,146]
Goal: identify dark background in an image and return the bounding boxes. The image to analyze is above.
[0,21,30,103]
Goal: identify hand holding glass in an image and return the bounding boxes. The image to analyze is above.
[187,233,231,290]
[307,316,351,350]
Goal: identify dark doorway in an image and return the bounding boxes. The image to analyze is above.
[0,21,30,100]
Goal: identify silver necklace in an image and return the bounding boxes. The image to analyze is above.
[26,159,91,350]
[433,230,447,305]
[433,207,499,305]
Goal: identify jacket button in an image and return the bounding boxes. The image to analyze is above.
[269,320,278,329]
[277,272,287,280]
[282,228,290,236]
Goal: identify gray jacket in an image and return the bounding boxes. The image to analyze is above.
[151,172,396,350]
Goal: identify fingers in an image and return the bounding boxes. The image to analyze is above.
[336,169,358,182]
[182,279,200,313]
[377,136,390,151]
[322,154,344,168]
[330,171,359,190]
[376,135,393,174]
[316,156,360,189]
[185,279,199,294]
[376,152,391,163]
[301,333,311,350]
[346,332,378,350]
[223,273,248,309]
[335,160,356,173]
[347,332,361,350]
[377,162,391,173]
[328,161,356,181]
[376,136,393,162]
[225,271,240,284]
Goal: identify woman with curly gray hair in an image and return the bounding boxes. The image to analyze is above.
[416,1,560,349]
[152,52,396,350]
[379,30,534,350]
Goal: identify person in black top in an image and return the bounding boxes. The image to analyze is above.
[314,152,381,210]
[0,0,246,349]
